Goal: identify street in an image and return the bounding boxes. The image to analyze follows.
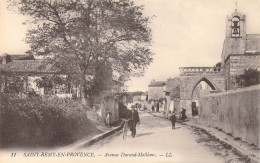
[81,111,228,163]
[0,111,250,163]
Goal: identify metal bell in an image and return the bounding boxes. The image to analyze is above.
[233,21,239,27]
[233,28,239,34]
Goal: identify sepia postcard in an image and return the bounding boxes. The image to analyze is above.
[0,0,259,163]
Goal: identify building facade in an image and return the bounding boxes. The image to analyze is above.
[0,53,123,98]
[0,54,81,98]
[176,9,260,115]
[148,81,166,101]
[221,10,260,90]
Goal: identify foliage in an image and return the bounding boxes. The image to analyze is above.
[9,0,153,104]
[118,102,130,119]
[2,76,24,94]
[171,86,180,99]
[236,68,260,87]
[214,62,222,67]
[34,75,74,95]
[35,75,67,89]
[213,62,222,71]
[0,93,100,148]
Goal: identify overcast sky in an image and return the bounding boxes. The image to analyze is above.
[1,0,260,92]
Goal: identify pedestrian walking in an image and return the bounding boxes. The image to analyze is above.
[128,107,140,138]
[156,101,159,112]
[169,113,176,129]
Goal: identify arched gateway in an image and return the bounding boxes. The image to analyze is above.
[178,67,225,116]
[190,76,218,98]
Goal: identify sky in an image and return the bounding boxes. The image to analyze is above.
[1,0,260,92]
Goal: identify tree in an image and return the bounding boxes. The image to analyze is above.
[166,77,181,100]
[9,0,153,105]
[213,62,221,71]
[236,68,260,87]
[215,62,221,67]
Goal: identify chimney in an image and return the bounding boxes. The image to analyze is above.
[2,53,12,64]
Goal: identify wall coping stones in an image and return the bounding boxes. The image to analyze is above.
[201,84,260,97]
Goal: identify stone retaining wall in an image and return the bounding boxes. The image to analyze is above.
[199,84,260,146]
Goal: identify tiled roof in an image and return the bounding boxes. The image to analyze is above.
[148,81,166,87]
[0,60,60,74]
[0,54,35,63]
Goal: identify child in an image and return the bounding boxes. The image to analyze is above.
[169,113,176,129]
[105,111,112,127]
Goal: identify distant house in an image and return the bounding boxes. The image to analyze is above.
[132,95,141,102]
[132,93,147,102]
[148,80,166,101]
[0,54,36,63]
[140,93,147,101]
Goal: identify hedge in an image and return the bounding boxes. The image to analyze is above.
[0,93,101,148]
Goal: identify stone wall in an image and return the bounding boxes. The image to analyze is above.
[221,38,246,64]
[180,76,201,100]
[225,54,260,90]
[180,99,192,116]
[174,100,181,113]
[198,84,260,146]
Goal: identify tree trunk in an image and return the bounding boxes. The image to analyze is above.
[80,85,87,106]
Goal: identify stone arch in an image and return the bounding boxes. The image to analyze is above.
[190,76,218,98]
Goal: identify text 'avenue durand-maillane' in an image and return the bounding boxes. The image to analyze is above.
[21,152,173,158]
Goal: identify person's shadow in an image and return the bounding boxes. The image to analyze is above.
[136,132,153,137]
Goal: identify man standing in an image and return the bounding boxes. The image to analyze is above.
[156,101,159,112]
[128,107,140,138]
[169,113,176,129]
[181,108,187,122]
[151,100,155,112]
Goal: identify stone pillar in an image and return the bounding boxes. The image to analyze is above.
[76,85,81,98]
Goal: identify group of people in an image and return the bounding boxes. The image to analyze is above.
[151,100,160,112]
[106,105,140,138]
[127,107,140,138]
[106,103,187,138]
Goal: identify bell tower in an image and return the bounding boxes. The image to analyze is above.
[225,9,246,38]
[222,8,247,65]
